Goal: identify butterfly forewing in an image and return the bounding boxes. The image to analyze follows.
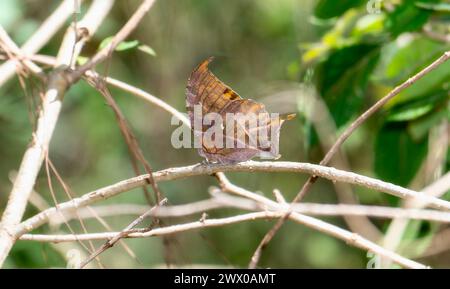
[186,57,241,121]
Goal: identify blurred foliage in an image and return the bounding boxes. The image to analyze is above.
[298,0,450,267]
[299,0,449,188]
[0,0,449,268]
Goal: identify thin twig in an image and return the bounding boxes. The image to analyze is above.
[67,0,157,83]
[302,87,381,240]
[79,199,167,268]
[382,171,450,267]
[7,53,191,128]
[89,71,190,127]
[20,210,427,269]
[84,78,161,204]
[0,69,67,267]
[0,0,84,86]
[44,192,450,226]
[0,26,42,75]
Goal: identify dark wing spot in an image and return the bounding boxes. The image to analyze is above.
[223,88,239,100]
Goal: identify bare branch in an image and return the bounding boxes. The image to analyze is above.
[14,161,450,240]
[382,171,450,267]
[0,26,42,75]
[12,54,191,128]
[50,194,450,226]
[68,0,157,83]
[302,88,381,240]
[18,176,434,269]
[0,0,114,267]
[96,73,190,127]
[0,0,84,86]
[19,210,427,269]
[79,198,167,268]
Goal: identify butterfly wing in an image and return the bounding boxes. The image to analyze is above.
[186,57,242,123]
[186,57,292,164]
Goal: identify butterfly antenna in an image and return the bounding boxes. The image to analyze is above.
[280,113,296,121]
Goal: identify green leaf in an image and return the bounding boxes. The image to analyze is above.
[99,36,114,50]
[395,58,450,105]
[408,105,448,141]
[351,14,386,37]
[115,40,140,51]
[138,45,157,56]
[316,44,380,127]
[385,0,435,36]
[446,147,450,173]
[416,2,450,12]
[76,56,89,66]
[99,37,140,52]
[98,37,156,56]
[302,9,388,64]
[314,0,366,19]
[386,91,448,123]
[372,38,450,106]
[376,38,443,83]
[387,104,433,122]
[374,123,428,187]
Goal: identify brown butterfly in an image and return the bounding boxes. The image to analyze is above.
[186,57,295,164]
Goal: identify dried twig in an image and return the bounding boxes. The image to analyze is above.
[302,88,381,240]
[0,0,84,86]
[0,0,114,267]
[382,171,450,267]
[13,161,450,240]
[20,192,428,269]
[67,0,157,83]
[0,26,42,75]
[79,199,167,268]
[6,53,191,128]
[72,0,163,208]
[85,78,162,204]
[43,192,450,226]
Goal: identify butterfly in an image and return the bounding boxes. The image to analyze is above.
[186,57,295,164]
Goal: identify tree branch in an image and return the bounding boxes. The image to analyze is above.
[0,26,42,75]
[13,161,450,240]
[382,171,450,267]
[0,0,114,267]
[67,0,157,83]
[5,54,191,128]
[79,198,167,268]
[19,209,428,269]
[43,191,450,226]
[0,0,84,86]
